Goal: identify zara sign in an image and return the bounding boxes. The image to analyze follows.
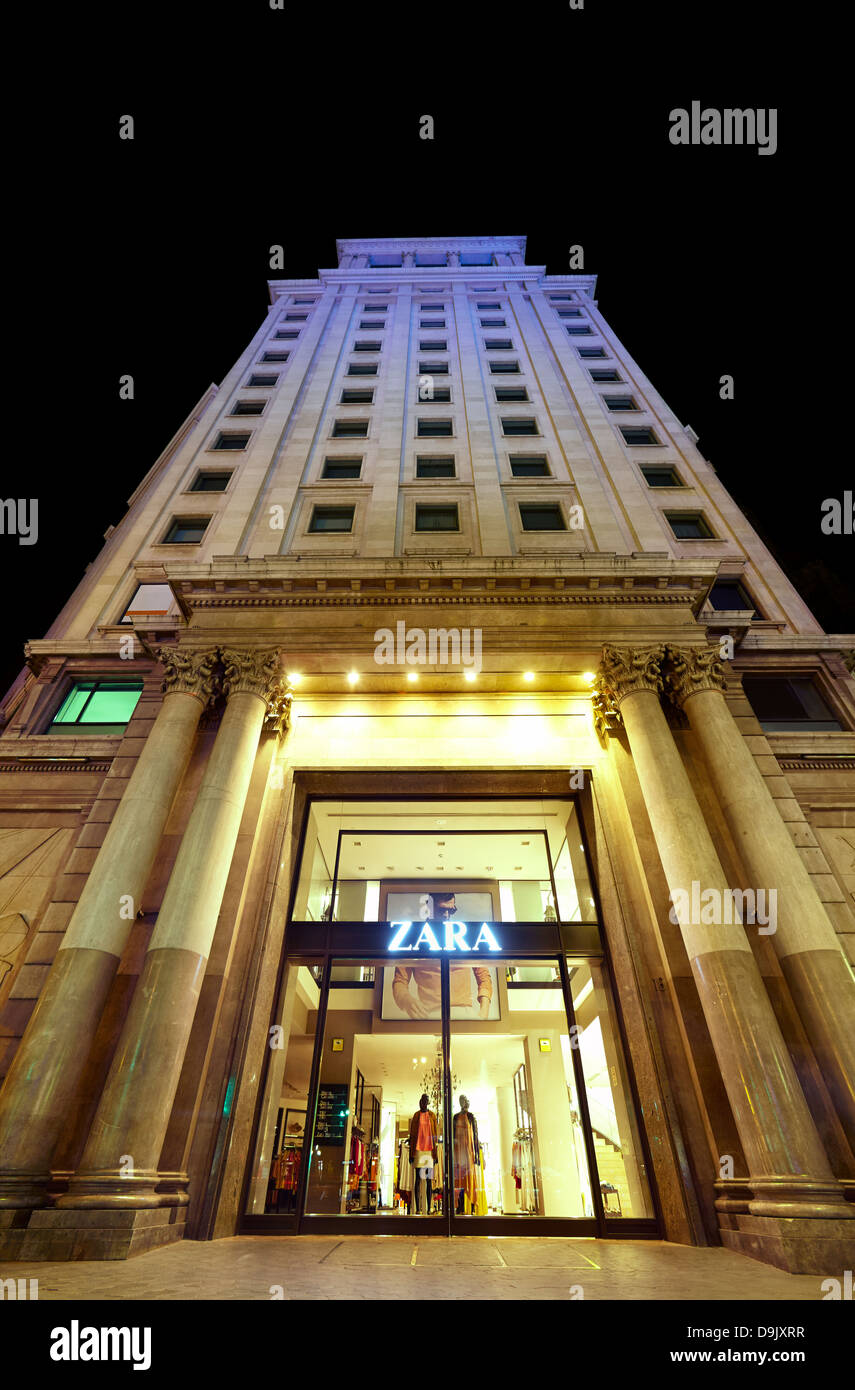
[388,920,501,952]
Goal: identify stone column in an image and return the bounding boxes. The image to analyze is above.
[666,645,855,1148]
[0,646,216,1208]
[594,644,852,1269]
[56,648,289,1216]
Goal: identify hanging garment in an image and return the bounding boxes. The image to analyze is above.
[397,1140,413,1194]
[349,1134,365,1190]
[473,1147,488,1216]
[454,1110,478,1210]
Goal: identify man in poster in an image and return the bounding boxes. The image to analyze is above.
[392,892,494,1019]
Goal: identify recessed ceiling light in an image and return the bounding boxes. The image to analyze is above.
[523,671,535,682]
[347,670,359,685]
[514,865,522,870]
[582,671,596,685]
[521,841,530,845]
[287,671,302,685]
[464,671,477,683]
[407,671,418,682]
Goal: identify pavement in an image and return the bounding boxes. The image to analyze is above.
[0,1235,836,1300]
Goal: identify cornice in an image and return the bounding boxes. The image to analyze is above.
[0,758,113,774]
[335,236,527,255]
[777,758,855,772]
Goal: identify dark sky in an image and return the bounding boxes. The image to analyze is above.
[5,3,851,698]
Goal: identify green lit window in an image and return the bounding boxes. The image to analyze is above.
[49,681,143,732]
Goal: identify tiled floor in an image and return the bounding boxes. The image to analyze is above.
[0,1236,832,1300]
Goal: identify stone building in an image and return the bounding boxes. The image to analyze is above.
[0,235,853,1272]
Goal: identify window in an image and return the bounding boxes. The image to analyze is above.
[519,503,566,531]
[332,419,369,438]
[484,338,513,350]
[416,457,455,478]
[460,252,494,265]
[480,318,506,327]
[309,505,355,533]
[230,400,265,415]
[742,676,841,731]
[354,340,382,352]
[417,418,453,437]
[589,369,622,382]
[248,373,278,387]
[340,389,374,404]
[261,351,289,362]
[420,319,446,328]
[476,302,501,309]
[495,387,529,402]
[501,418,538,435]
[566,325,593,336]
[415,503,459,531]
[557,309,583,318]
[363,302,388,311]
[359,319,385,329]
[422,386,451,402]
[578,348,607,359]
[510,456,550,477]
[347,362,378,375]
[163,517,210,543]
[369,255,402,267]
[420,303,445,311]
[211,432,250,450]
[641,466,682,488]
[190,471,232,492]
[549,294,574,301]
[49,680,144,732]
[707,580,755,611]
[274,330,299,340]
[603,395,638,411]
[293,297,316,305]
[322,459,362,480]
[418,360,449,374]
[489,360,521,374]
[285,313,308,322]
[419,340,447,351]
[665,512,715,539]
[620,426,659,445]
[120,583,177,624]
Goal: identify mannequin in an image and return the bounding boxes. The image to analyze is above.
[453,1094,480,1214]
[408,1093,439,1215]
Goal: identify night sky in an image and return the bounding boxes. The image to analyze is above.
[5,4,850,699]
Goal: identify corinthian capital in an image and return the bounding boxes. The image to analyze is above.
[150,645,219,705]
[597,645,666,704]
[220,647,283,703]
[664,645,727,707]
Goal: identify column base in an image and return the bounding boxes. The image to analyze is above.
[16,1205,187,1261]
[56,1170,189,1210]
[0,1172,53,1209]
[718,1211,855,1274]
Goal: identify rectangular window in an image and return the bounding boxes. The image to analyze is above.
[363,303,388,311]
[519,503,566,531]
[421,386,451,402]
[309,505,355,533]
[476,302,501,309]
[332,420,369,438]
[369,255,402,267]
[603,396,638,411]
[274,330,299,340]
[549,294,574,301]
[566,325,593,336]
[419,319,446,328]
[641,466,682,488]
[557,309,583,318]
[484,338,513,350]
[49,680,144,732]
[340,389,374,403]
[417,418,453,437]
[418,360,449,375]
[285,313,308,321]
[501,418,538,435]
[489,360,521,374]
[230,400,265,415]
[416,457,456,478]
[415,503,459,531]
[120,583,178,624]
[495,387,529,402]
[665,512,714,539]
[347,362,378,375]
[707,581,756,612]
[354,341,382,353]
[620,426,659,445]
[419,340,447,351]
[460,252,494,265]
[163,517,210,544]
[211,432,250,451]
[261,351,289,362]
[742,676,841,731]
[480,318,506,327]
[359,319,385,329]
[190,471,232,492]
[510,456,550,477]
[589,369,622,382]
[293,297,316,305]
[322,459,362,480]
[578,348,607,359]
[248,373,278,387]
[420,303,445,311]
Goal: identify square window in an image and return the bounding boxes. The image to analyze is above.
[578,348,607,359]
[322,459,362,480]
[589,369,622,382]
[708,581,755,611]
[248,373,278,387]
[519,503,566,531]
[742,676,841,731]
[604,395,638,411]
[418,360,449,374]
[415,503,459,531]
[354,340,382,352]
[416,457,456,478]
[417,418,453,437]
[309,505,355,532]
[484,338,513,350]
[480,318,506,327]
[510,456,550,477]
[274,330,299,340]
[332,419,369,438]
[359,319,385,329]
[191,471,232,492]
[641,466,682,488]
[620,426,660,445]
[495,387,529,402]
[50,680,144,731]
[666,512,714,539]
[119,583,177,624]
[211,432,250,450]
[261,351,289,362]
[347,362,378,375]
[419,340,447,351]
[501,417,538,435]
[489,360,521,374]
[460,252,494,266]
[566,325,593,336]
[230,400,265,416]
[163,517,210,544]
[340,389,374,404]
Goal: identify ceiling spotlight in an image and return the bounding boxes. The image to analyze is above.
[407,671,419,682]
[287,671,302,686]
[464,670,477,683]
[523,671,535,682]
[347,670,359,685]
[582,671,596,685]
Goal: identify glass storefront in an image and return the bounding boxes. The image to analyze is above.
[243,796,658,1236]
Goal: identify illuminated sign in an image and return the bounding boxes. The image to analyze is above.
[388,920,501,952]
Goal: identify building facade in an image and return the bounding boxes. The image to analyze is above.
[0,235,853,1272]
